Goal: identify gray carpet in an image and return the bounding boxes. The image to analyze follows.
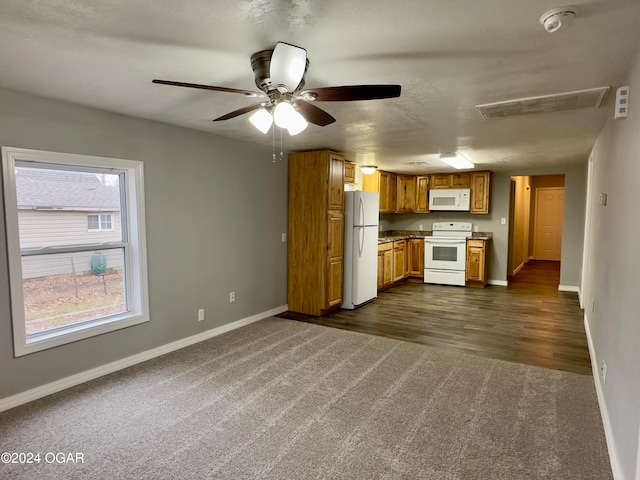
[0,318,611,479]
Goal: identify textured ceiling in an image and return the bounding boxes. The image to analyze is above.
[1,0,639,173]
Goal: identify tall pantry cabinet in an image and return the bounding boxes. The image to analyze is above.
[288,150,345,316]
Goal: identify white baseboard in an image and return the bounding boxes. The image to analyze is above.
[0,305,288,413]
[488,279,508,287]
[584,315,622,480]
[558,284,580,293]
[558,285,582,305]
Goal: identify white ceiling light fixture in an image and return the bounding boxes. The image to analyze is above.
[440,152,474,170]
[539,6,577,33]
[360,165,378,175]
[252,101,308,136]
[249,108,273,134]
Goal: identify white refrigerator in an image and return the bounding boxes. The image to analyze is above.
[342,191,380,309]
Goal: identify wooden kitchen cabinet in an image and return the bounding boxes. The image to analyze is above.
[327,212,345,306]
[408,238,424,278]
[470,171,491,214]
[393,240,407,282]
[344,162,356,184]
[430,173,471,189]
[466,238,489,288]
[363,170,397,213]
[380,171,397,213]
[288,150,345,315]
[430,174,452,189]
[378,242,394,289]
[396,175,416,212]
[452,173,471,188]
[415,176,430,213]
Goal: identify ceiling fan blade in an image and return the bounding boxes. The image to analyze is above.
[295,101,336,126]
[152,79,264,97]
[270,42,307,92]
[213,103,265,121]
[300,85,401,102]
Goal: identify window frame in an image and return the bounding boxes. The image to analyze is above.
[87,213,115,232]
[2,147,149,357]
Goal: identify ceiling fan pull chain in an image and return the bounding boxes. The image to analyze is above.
[279,127,284,162]
[272,123,276,162]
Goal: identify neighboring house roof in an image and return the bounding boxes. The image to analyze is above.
[16,167,120,211]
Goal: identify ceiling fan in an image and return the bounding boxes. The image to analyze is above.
[152,42,401,135]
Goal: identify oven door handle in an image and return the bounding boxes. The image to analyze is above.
[424,238,466,244]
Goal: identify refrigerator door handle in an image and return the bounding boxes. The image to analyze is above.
[358,195,365,227]
[358,227,364,258]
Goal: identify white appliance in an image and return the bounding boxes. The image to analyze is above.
[429,189,471,211]
[424,222,473,286]
[342,191,379,309]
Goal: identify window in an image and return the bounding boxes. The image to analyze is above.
[88,213,114,231]
[2,147,149,356]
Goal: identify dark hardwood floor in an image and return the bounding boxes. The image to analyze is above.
[280,260,593,375]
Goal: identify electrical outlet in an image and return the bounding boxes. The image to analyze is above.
[198,309,205,322]
[229,291,235,303]
[600,360,607,384]
[282,233,287,242]
[419,224,424,231]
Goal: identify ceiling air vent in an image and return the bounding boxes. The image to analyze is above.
[476,86,610,120]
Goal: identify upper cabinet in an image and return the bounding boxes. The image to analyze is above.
[329,154,345,211]
[363,170,397,213]
[430,173,471,189]
[396,175,416,213]
[344,162,356,184]
[415,175,430,213]
[364,169,491,214]
[470,171,491,214]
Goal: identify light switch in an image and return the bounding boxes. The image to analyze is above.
[501,218,506,225]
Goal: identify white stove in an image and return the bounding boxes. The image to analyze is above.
[424,222,473,286]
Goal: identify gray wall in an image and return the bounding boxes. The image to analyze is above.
[382,162,587,286]
[0,88,288,399]
[585,49,640,480]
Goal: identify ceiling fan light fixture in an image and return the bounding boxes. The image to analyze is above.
[270,42,307,92]
[273,101,296,128]
[286,110,308,136]
[249,108,273,134]
[440,152,474,170]
[359,165,378,175]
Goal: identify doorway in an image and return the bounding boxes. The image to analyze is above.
[508,175,565,287]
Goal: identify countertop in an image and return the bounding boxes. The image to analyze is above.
[378,230,492,244]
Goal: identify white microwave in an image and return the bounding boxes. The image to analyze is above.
[429,189,471,211]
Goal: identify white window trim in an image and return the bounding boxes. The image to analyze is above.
[87,213,115,232]
[2,147,150,357]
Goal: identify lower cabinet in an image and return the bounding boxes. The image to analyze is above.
[408,239,424,278]
[393,240,406,282]
[466,239,489,288]
[378,242,394,289]
[378,240,410,290]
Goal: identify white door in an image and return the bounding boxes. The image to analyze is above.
[534,187,564,261]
